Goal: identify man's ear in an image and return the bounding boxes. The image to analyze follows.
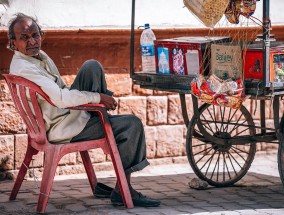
[41,32,45,41]
[7,39,16,51]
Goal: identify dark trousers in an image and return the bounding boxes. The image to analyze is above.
[70,60,149,174]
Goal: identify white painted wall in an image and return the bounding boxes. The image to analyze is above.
[0,0,283,29]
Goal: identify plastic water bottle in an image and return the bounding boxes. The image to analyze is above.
[140,23,156,73]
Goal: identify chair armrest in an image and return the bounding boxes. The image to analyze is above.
[67,103,107,112]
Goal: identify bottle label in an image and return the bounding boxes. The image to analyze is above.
[141,45,155,57]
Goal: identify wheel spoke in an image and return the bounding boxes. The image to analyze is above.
[230,146,249,162]
[199,150,217,173]
[224,108,238,133]
[232,127,250,137]
[224,152,232,180]
[219,106,225,132]
[192,142,208,148]
[212,106,220,133]
[231,145,250,155]
[217,151,220,181]
[229,113,247,135]
[200,120,215,134]
[210,151,221,181]
[230,120,248,134]
[195,147,214,164]
[228,151,242,169]
[204,106,219,133]
[223,152,225,182]
[200,113,214,134]
[227,152,238,175]
[204,151,217,176]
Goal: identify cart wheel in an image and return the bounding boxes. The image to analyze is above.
[278,133,284,186]
[186,103,256,187]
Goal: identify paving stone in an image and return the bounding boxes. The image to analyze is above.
[263,201,284,208]
[0,193,9,203]
[65,203,88,212]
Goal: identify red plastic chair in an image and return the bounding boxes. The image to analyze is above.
[2,74,134,213]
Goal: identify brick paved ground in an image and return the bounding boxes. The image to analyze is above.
[0,153,284,215]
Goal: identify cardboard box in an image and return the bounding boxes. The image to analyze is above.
[154,36,231,76]
[211,44,243,80]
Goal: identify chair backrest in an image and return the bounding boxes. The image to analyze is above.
[3,74,55,145]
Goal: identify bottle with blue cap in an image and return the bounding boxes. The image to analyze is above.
[140,23,156,73]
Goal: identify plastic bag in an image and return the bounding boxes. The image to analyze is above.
[190,74,247,109]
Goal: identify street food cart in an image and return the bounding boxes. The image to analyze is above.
[130,0,284,187]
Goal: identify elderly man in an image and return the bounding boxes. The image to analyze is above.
[7,13,160,207]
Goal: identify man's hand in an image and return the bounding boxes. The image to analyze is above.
[99,93,117,110]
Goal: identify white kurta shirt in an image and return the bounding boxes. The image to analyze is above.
[9,50,101,143]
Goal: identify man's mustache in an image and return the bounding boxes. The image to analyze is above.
[26,46,39,50]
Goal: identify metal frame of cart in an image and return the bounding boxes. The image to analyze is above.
[130,0,284,187]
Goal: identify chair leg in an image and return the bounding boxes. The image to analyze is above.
[80,151,97,193]
[110,150,134,208]
[105,138,133,208]
[36,146,61,214]
[10,144,38,200]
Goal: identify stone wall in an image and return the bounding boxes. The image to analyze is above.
[0,27,283,176]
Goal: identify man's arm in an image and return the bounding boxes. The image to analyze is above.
[11,68,101,108]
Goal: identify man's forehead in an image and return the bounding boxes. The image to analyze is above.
[14,18,39,33]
